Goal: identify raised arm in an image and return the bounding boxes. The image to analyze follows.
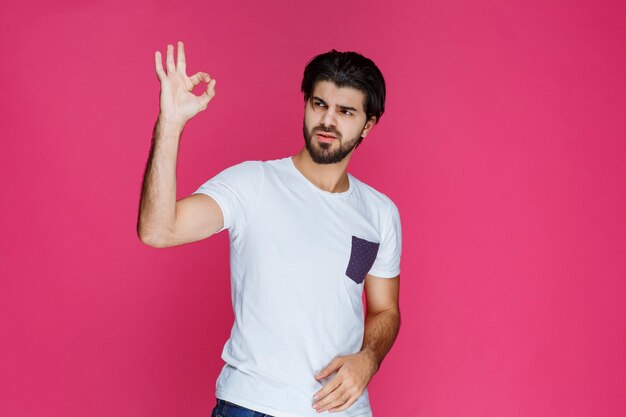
[137,41,221,248]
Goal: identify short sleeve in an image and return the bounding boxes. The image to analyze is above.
[368,202,402,278]
[191,160,264,236]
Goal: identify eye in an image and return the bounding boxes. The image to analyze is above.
[313,100,325,108]
[341,109,353,116]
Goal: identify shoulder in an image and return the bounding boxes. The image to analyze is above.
[350,175,400,217]
[223,157,288,174]
[221,159,265,174]
[210,158,297,190]
[209,159,268,183]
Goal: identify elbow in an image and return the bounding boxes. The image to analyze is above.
[137,225,168,248]
[137,229,156,247]
[139,233,168,248]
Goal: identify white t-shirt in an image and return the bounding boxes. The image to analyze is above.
[192,156,402,417]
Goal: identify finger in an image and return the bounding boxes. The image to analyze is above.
[327,393,355,413]
[177,41,186,74]
[155,51,165,81]
[312,374,341,404]
[200,78,216,107]
[315,358,343,379]
[189,72,211,87]
[323,391,351,412]
[166,44,175,75]
[314,386,347,411]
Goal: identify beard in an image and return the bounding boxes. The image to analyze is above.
[303,122,363,164]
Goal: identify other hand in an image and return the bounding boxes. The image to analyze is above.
[312,352,378,413]
[154,41,216,125]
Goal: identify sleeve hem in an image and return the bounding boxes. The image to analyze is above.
[367,268,400,279]
[191,190,228,233]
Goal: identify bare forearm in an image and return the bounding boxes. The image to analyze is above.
[360,309,400,372]
[137,115,185,245]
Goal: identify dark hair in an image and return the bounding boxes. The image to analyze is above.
[301,50,386,124]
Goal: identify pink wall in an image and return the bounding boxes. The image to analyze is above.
[2,1,625,416]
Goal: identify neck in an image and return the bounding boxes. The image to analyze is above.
[291,147,352,193]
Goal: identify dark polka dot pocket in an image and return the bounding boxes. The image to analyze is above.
[345,236,380,284]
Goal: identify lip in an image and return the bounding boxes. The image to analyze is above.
[316,133,337,143]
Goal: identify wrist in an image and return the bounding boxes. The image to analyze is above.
[360,348,380,373]
[157,113,186,132]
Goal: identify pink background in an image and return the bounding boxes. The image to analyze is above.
[2,1,625,416]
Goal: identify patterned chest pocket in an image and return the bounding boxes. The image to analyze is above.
[345,236,380,284]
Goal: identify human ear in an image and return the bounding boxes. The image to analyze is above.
[361,116,377,138]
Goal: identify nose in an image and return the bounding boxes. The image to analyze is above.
[320,107,338,127]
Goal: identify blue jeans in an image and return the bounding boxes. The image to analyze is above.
[211,398,275,417]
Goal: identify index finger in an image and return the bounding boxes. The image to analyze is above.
[313,376,341,402]
[155,51,165,81]
[177,41,186,74]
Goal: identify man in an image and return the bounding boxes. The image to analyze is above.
[138,41,402,417]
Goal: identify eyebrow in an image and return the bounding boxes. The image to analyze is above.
[312,96,359,113]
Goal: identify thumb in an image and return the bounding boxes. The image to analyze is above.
[189,71,210,87]
[315,357,343,380]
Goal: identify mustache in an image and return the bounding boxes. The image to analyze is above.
[313,126,341,138]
